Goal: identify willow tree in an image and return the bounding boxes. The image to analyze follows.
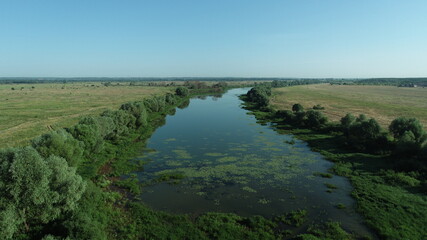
[0,147,86,239]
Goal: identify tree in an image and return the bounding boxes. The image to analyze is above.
[100,110,137,139]
[175,86,189,97]
[31,129,84,167]
[67,122,104,156]
[256,93,269,108]
[347,118,383,150]
[340,113,356,136]
[340,113,356,128]
[292,103,304,113]
[389,117,427,156]
[0,147,86,238]
[120,102,148,128]
[312,104,325,110]
[305,110,328,129]
[389,117,426,143]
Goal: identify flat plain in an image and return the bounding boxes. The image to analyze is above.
[0,82,171,147]
[270,84,427,128]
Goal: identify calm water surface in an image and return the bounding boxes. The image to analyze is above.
[131,88,371,236]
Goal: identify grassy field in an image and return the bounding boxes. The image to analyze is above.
[0,82,172,147]
[271,84,427,128]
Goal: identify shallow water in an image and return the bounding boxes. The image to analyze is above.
[131,88,371,236]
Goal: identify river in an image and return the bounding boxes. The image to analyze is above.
[131,88,371,236]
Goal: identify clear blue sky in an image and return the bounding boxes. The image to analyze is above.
[1,0,426,78]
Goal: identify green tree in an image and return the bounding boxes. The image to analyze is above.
[389,117,426,143]
[347,118,383,150]
[292,103,304,113]
[68,122,104,156]
[0,147,86,238]
[120,102,148,128]
[175,86,189,97]
[31,129,84,167]
[340,113,356,136]
[305,110,328,129]
[340,113,356,128]
[389,117,426,156]
[257,93,270,107]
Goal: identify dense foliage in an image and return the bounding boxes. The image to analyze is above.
[0,147,86,239]
[0,87,192,239]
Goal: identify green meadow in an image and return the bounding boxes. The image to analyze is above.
[0,82,171,147]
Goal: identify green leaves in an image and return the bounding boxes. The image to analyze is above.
[0,147,86,238]
[32,129,84,167]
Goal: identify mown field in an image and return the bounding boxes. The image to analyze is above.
[0,82,172,147]
[270,84,427,128]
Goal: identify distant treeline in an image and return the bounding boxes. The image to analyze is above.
[2,77,426,89]
[0,77,306,84]
[333,78,427,87]
[0,77,356,84]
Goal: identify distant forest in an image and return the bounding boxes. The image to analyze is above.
[0,77,426,87]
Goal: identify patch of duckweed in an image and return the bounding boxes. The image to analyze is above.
[261,147,282,152]
[217,156,238,163]
[258,198,270,204]
[205,152,225,157]
[172,149,192,159]
[242,186,257,193]
[314,172,333,178]
[336,203,346,209]
[325,183,338,189]
[229,147,247,152]
[155,171,186,184]
[164,138,177,142]
[165,160,183,167]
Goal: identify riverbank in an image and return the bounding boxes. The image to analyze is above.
[241,91,427,240]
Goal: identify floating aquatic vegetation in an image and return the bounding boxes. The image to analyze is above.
[205,152,225,157]
[261,147,282,152]
[196,191,207,196]
[325,183,338,189]
[172,149,192,159]
[229,147,247,152]
[164,138,177,142]
[217,156,238,163]
[258,198,270,204]
[242,186,257,193]
[165,160,183,167]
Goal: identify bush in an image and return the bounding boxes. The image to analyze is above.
[312,104,325,110]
